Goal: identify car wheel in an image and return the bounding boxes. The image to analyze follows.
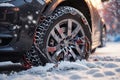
[23,6,91,66]
[35,6,91,63]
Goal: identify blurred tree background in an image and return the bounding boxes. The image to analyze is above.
[99,0,120,42]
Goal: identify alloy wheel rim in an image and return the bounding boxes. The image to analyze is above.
[47,19,86,62]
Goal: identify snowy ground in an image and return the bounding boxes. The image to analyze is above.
[0,42,120,80]
[0,0,120,80]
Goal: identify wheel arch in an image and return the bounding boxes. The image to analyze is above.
[43,0,92,28]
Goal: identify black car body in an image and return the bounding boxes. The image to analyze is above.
[0,0,108,66]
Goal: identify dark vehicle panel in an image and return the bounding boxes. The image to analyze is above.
[0,0,45,53]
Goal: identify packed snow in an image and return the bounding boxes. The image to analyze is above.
[0,42,120,80]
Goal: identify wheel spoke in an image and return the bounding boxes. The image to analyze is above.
[75,43,82,54]
[71,24,81,38]
[50,30,62,43]
[63,48,69,61]
[56,49,63,56]
[68,47,77,60]
[67,19,72,36]
[54,49,63,60]
[75,43,81,52]
[55,24,66,39]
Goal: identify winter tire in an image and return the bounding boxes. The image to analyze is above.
[24,6,92,65]
[22,45,48,67]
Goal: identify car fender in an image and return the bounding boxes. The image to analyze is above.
[42,0,65,16]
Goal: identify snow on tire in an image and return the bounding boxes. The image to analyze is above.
[22,45,48,67]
